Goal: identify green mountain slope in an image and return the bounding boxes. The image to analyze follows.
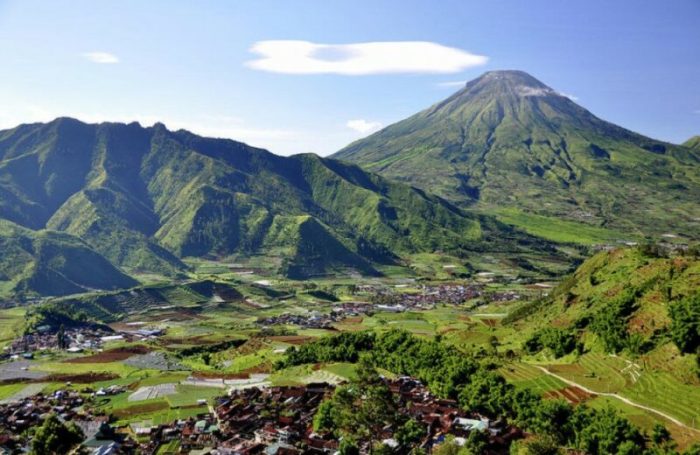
[503,246,700,432]
[507,245,700,390]
[0,118,562,295]
[0,220,137,298]
[333,70,700,240]
[683,135,700,152]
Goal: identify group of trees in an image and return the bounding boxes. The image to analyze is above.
[284,329,677,454]
[24,302,89,334]
[669,293,700,354]
[278,331,375,366]
[523,327,578,358]
[590,288,639,353]
[314,358,487,454]
[31,414,84,454]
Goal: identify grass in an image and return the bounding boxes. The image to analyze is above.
[0,307,26,348]
[500,363,567,395]
[586,396,700,451]
[621,371,700,429]
[491,208,628,244]
[166,384,223,408]
[0,383,29,401]
[323,362,358,380]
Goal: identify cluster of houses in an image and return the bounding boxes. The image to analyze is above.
[0,374,523,454]
[2,325,165,359]
[256,303,372,329]
[256,283,524,329]
[399,284,484,307]
[0,388,137,454]
[4,326,112,356]
[135,377,521,454]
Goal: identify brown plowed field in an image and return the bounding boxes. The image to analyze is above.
[64,345,151,363]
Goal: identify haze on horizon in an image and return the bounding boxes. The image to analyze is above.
[0,0,698,156]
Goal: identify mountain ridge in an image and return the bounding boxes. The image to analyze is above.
[0,117,561,297]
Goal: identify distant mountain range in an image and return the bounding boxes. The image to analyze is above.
[0,118,556,297]
[333,70,700,240]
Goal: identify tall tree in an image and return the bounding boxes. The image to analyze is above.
[31,413,83,455]
[326,357,398,453]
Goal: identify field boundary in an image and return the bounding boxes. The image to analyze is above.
[535,366,699,432]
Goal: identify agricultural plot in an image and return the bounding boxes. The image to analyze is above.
[0,360,48,381]
[0,307,25,349]
[545,353,630,393]
[124,352,184,371]
[129,383,177,402]
[621,372,700,429]
[0,383,45,404]
[166,384,223,407]
[586,396,700,451]
[500,363,567,396]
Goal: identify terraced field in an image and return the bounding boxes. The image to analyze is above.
[500,363,566,395]
[546,353,630,393]
[621,372,700,429]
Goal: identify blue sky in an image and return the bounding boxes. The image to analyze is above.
[0,0,698,155]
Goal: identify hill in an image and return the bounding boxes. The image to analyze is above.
[0,118,561,296]
[508,245,699,372]
[684,136,700,152]
[0,219,137,298]
[333,70,700,241]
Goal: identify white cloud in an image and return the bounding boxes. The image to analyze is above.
[246,40,487,75]
[346,119,382,134]
[559,92,579,101]
[82,51,119,64]
[436,80,467,88]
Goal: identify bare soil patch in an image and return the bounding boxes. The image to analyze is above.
[544,386,593,404]
[64,345,152,363]
[268,335,315,345]
[43,372,119,383]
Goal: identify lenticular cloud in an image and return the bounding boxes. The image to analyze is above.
[246,40,488,75]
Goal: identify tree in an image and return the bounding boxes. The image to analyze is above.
[339,437,360,455]
[328,358,398,453]
[512,435,562,455]
[56,324,65,350]
[313,400,335,433]
[31,413,84,455]
[462,430,488,454]
[572,407,644,455]
[527,399,573,444]
[669,293,700,354]
[458,371,512,417]
[395,418,424,447]
[433,435,469,455]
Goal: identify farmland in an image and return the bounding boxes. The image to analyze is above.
[0,248,698,451]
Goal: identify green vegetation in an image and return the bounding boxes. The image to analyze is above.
[509,246,700,359]
[669,293,700,354]
[0,117,566,298]
[492,208,627,244]
[333,70,700,240]
[0,219,137,298]
[31,413,84,455]
[286,329,650,453]
[524,327,578,358]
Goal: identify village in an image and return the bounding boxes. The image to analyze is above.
[2,325,165,359]
[256,284,520,329]
[0,373,521,454]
